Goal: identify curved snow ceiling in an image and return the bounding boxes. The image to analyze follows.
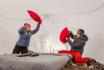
[0,0,104,19]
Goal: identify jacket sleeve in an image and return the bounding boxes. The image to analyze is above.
[31,24,40,35]
[70,31,74,39]
[18,27,25,34]
[83,35,88,41]
[67,38,85,47]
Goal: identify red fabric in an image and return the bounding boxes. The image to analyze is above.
[60,27,71,43]
[58,50,89,63]
[27,10,42,24]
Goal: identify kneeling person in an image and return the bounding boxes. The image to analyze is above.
[12,23,40,54]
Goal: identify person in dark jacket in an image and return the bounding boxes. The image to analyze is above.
[68,29,88,55]
[59,29,89,63]
[67,29,89,63]
[12,23,40,54]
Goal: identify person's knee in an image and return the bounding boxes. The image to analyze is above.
[74,52,83,63]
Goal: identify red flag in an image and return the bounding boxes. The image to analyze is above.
[27,10,42,24]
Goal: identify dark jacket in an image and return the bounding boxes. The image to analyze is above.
[16,24,40,47]
[68,32,88,55]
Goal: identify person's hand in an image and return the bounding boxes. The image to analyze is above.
[69,31,72,34]
[37,22,41,24]
[66,37,68,41]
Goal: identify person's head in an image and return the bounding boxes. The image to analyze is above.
[77,29,84,37]
[24,23,31,32]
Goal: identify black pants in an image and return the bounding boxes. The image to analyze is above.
[12,45,28,54]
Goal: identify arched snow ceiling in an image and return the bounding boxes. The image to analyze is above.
[0,0,104,19]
